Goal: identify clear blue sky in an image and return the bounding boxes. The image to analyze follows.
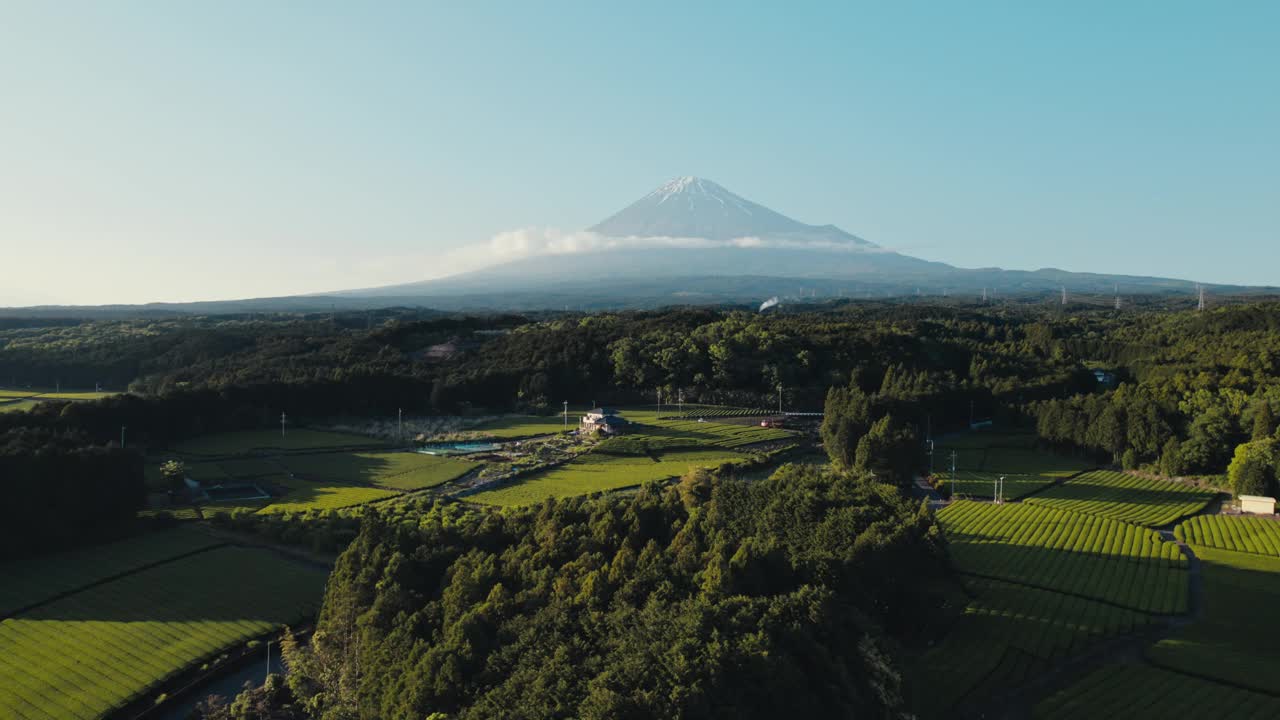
[3,1,1276,305]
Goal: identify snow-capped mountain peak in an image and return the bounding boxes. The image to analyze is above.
[589,175,873,246]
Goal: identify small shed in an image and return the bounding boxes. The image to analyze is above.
[1240,495,1276,515]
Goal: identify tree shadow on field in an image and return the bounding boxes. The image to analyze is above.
[6,545,325,624]
[1030,478,1217,510]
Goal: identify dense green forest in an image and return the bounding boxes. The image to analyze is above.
[6,300,1280,499]
[208,466,946,719]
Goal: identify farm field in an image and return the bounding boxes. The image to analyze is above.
[938,500,1187,614]
[282,451,478,491]
[469,415,573,438]
[665,404,770,419]
[0,399,40,413]
[468,448,746,506]
[612,409,793,448]
[256,479,399,514]
[149,443,478,518]
[0,528,221,618]
[1176,514,1280,556]
[1026,470,1218,527]
[939,434,1089,500]
[1145,544,1280,694]
[0,546,325,720]
[1033,664,1280,719]
[920,577,1153,714]
[171,429,387,457]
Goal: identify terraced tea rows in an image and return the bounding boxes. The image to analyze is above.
[938,501,1187,614]
[625,419,792,448]
[920,577,1153,714]
[0,546,326,720]
[1176,514,1280,556]
[0,529,220,617]
[1034,665,1280,719]
[1026,470,1218,527]
[666,405,769,419]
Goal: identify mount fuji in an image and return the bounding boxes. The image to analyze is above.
[338,175,1221,308]
[5,176,1255,316]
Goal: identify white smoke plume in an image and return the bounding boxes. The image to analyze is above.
[759,296,781,312]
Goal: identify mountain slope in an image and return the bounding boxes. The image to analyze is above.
[588,176,873,246]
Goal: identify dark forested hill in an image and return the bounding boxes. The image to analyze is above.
[272,465,947,719]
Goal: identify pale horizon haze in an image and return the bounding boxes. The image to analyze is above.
[2,1,1277,305]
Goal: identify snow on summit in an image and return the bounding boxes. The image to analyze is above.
[590,176,873,245]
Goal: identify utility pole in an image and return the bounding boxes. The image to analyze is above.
[657,389,662,419]
[563,401,568,431]
[280,412,287,440]
[678,389,683,417]
[120,426,126,449]
[778,384,783,415]
[950,451,957,500]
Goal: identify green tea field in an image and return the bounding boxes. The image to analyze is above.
[1034,665,1280,719]
[0,545,325,719]
[0,528,221,618]
[1175,514,1280,555]
[1025,470,1218,527]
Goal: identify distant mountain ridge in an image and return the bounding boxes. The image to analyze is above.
[345,175,1235,305]
[3,175,1271,315]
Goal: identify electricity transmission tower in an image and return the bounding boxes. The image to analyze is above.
[1197,284,1206,312]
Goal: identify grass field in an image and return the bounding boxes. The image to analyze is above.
[171,429,387,456]
[1176,514,1280,556]
[0,546,325,720]
[468,448,746,506]
[256,478,399,514]
[1145,544,1280,694]
[0,399,40,413]
[938,500,1187,614]
[469,415,573,438]
[1033,664,1280,719]
[919,577,1153,714]
[281,451,478,491]
[1026,470,1218,527]
[0,389,117,401]
[0,529,221,618]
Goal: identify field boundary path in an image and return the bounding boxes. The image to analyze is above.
[0,543,229,621]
